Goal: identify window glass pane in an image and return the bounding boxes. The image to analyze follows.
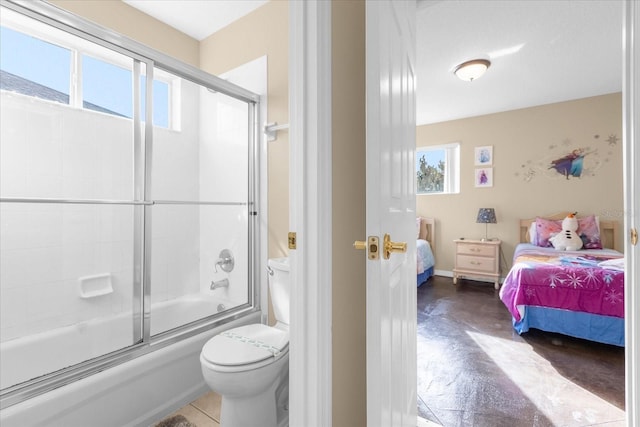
[141,76,169,128]
[417,149,445,194]
[82,54,133,118]
[417,143,460,195]
[0,26,71,104]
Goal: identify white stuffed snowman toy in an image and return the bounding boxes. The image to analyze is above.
[549,213,583,251]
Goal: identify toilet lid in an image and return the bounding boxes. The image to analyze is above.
[202,324,289,366]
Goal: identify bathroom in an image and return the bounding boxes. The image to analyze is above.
[0,0,286,425]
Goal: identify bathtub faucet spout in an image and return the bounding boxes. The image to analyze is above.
[210,278,230,290]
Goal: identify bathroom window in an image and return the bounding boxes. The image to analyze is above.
[82,54,133,118]
[83,54,172,128]
[416,142,460,195]
[0,26,71,105]
[0,19,173,129]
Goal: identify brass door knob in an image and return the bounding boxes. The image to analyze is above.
[383,234,407,259]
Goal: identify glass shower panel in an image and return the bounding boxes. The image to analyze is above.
[149,73,251,336]
[150,204,249,335]
[0,11,140,391]
[0,202,137,390]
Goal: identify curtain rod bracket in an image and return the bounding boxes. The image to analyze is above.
[264,122,289,141]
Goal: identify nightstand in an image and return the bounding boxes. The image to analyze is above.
[452,239,501,289]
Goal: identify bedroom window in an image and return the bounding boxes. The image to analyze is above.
[416,142,460,195]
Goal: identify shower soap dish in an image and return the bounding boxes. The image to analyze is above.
[78,273,113,298]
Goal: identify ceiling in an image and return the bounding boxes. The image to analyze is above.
[124,0,623,126]
[415,0,622,125]
[123,0,268,41]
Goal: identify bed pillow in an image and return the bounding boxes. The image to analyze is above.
[535,217,562,248]
[578,215,602,249]
[535,215,602,249]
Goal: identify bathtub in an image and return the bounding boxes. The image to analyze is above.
[0,294,261,427]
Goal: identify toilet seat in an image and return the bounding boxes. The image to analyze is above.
[202,324,289,372]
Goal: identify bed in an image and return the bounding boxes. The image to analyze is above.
[417,217,436,287]
[499,212,624,346]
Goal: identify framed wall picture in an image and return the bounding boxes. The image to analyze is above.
[475,167,493,187]
[474,145,493,166]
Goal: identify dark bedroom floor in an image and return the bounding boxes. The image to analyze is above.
[417,275,625,427]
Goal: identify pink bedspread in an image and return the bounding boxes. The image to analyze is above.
[499,244,624,321]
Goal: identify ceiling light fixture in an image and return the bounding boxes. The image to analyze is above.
[454,59,491,82]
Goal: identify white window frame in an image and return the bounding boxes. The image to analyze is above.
[417,142,460,195]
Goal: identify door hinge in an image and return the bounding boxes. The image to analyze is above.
[288,232,297,250]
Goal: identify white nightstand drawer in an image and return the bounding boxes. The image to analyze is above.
[453,239,501,289]
[457,243,495,257]
[456,255,496,273]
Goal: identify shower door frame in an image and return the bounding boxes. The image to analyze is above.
[0,0,263,410]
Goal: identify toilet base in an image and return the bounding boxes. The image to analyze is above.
[220,373,288,427]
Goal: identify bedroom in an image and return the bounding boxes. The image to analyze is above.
[415,1,623,275]
[414,0,628,425]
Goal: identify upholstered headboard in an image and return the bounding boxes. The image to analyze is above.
[519,212,620,251]
[418,217,435,251]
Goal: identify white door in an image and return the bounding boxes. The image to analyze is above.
[623,2,640,425]
[365,1,417,425]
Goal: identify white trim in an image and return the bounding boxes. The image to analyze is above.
[289,1,332,426]
[623,1,639,426]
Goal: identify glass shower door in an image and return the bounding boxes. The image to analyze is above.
[149,73,252,336]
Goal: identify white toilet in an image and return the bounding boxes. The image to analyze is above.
[200,257,290,427]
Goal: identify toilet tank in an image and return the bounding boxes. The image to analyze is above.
[267,257,290,326]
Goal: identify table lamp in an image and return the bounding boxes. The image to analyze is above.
[476,208,497,241]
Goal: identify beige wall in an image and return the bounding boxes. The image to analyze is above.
[332,2,367,426]
[417,93,623,274]
[199,1,290,260]
[49,0,199,66]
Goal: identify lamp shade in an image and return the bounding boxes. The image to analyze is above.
[476,208,497,224]
[454,59,491,82]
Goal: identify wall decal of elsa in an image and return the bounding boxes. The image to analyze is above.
[515,133,617,182]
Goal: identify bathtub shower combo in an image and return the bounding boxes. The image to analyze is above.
[0,1,267,425]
